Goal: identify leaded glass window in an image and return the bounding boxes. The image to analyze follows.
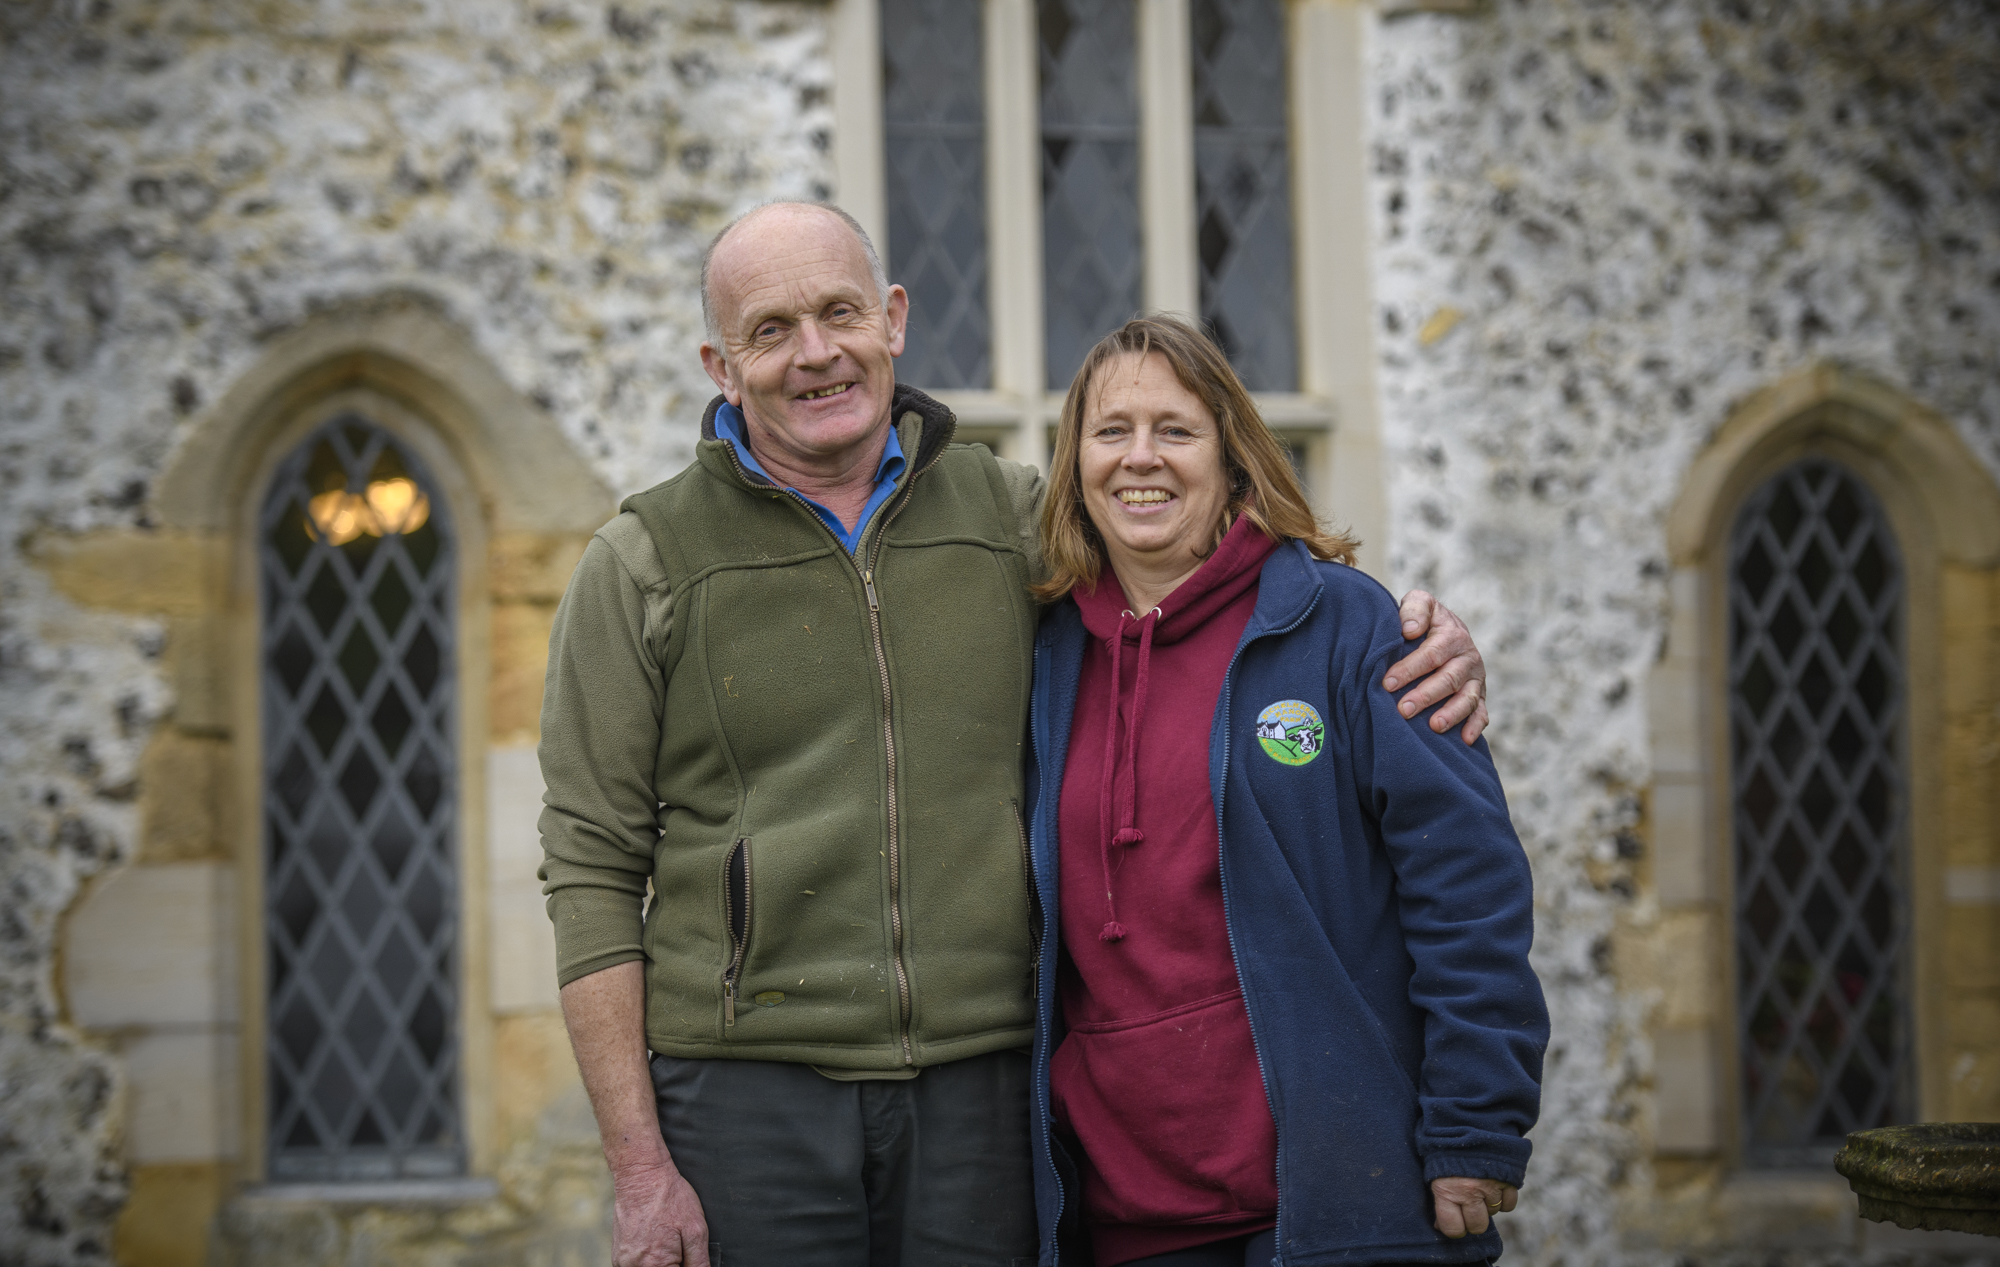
[1191,0,1297,391]
[1729,458,1910,1166]
[882,0,991,390]
[260,418,462,1181]
[1040,0,1142,390]
[856,0,1323,472]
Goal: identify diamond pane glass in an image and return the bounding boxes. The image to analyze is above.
[1191,0,1297,390]
[1729,459,1908,1167]
[1040,0,1141,390]
[882,0,991,390]
[259,415,462,1181]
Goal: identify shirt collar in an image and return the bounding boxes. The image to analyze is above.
[714,401,906,490]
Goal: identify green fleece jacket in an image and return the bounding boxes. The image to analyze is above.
[537,386,1045,1070]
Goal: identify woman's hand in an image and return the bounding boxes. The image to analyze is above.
[1429,1176,1516,1238]
[1384,591,1488,744]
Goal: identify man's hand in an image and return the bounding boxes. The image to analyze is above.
[1430,1176,1517,1238]
[1385,590,1488,744]
[612,1160,711,1267]
[562,963,710,1267]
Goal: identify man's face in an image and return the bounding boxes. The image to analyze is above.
[700,207,910,470]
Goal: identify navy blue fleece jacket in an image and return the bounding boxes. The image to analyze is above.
[1026,539,1549,1266]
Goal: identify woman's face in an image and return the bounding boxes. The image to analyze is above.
[1079,351,1230,584]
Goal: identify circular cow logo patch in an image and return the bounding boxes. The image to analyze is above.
[1255,699,1325,766]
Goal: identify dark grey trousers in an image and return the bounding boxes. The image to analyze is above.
[649,1049,1038,1267]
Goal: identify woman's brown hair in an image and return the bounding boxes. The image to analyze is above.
[1031,316,1358,603]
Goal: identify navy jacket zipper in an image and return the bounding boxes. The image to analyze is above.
[1209,588,1322,1263]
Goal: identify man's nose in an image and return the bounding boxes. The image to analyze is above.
[794,318,836,366]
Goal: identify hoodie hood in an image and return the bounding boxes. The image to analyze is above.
[1073,511,1278,646]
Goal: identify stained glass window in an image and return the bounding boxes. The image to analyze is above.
[1040,0,1142,390]
[260,418,462,1181]
[882,0,991,390]
[1191,0,1297,390]
[1729,458,1910,1166]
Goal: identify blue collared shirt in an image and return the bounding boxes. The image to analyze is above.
[713,402,907,553]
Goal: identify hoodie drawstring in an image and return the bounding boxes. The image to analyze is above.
[1097,607,1158,942]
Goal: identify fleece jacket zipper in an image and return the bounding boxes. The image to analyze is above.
[720,431,945,1064]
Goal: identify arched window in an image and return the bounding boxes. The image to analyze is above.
[1728,457,1910,1165]
[259,417,461,1181]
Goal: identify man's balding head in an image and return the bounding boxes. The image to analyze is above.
[701,202,889,351]
[695,199,910,480]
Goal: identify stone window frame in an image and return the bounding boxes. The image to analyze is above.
[146,298,614,1193]
[830,0,1389,572]
[1647,363,2000,1196]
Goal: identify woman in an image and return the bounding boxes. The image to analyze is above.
[1025,318,1547,1267]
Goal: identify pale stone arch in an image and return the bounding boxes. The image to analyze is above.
[59,295,613,1253]
[155,292,611,537]
[1664,362,2000,572]
[1643,362,2000,1235]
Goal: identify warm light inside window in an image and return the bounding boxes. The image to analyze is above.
[305,478,431,544]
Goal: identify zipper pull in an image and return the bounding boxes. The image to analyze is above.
[863,569,880,611]
[725,981,737,1027]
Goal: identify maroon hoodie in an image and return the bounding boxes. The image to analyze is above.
[1051,513,1281,1266]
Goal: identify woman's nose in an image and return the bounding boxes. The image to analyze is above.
[1124,428,1161,468]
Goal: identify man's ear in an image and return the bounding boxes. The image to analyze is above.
[885,284,910,359]
[699,342,742,405]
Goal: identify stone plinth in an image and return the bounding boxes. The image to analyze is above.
[1835,1124,2000,1238]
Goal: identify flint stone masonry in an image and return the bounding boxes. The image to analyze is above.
[1,1,829,1261]
[1370,0,2000,1261]
[3,0,1999,1264]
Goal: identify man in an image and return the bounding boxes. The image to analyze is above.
[538,202,1490,1267]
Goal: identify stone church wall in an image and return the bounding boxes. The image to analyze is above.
[3,0,1998,1263]
[1368,0,2000,1262]
[1,2,829,1262]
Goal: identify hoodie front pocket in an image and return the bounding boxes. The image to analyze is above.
[721,838,752,1026]
[1049,990,1277,1227]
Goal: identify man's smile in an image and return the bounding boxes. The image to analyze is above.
[799,383,854,400]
